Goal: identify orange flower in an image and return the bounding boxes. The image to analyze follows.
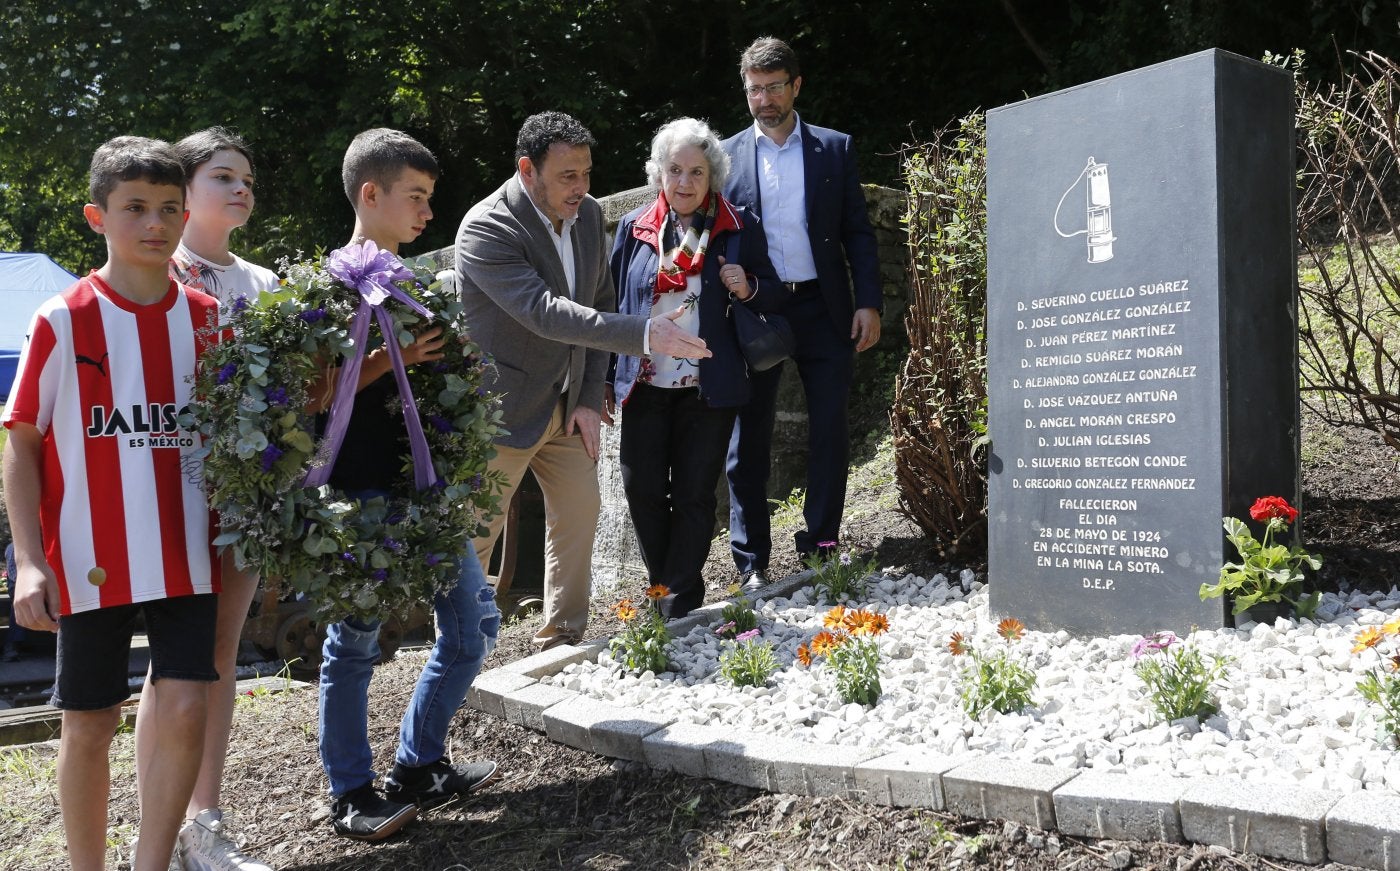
[997,617,1026,641]
[810,630,839,656]
[823,605,848,629]
[1353,626,1385,654]
[796,644,812,667]
[948,631,969,656]
[645,584,669,601]
[861,611,891,636]
[841,609,871,635]
[614,600,638,622]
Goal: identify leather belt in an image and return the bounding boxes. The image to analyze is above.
[782,279,820,293]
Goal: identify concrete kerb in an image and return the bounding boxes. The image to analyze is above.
[464,575,1400,870]
[1325,790,1400,871]
[1180,777,1338,865]
[942,757,1078,832]
[1053,769,1188,843]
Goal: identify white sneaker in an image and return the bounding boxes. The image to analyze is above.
[177,809,272,871]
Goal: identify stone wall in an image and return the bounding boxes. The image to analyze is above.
[422,182,908,596]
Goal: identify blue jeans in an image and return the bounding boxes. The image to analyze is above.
[318,532,500,797]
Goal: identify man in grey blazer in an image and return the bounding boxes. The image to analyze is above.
[456,111,708,649]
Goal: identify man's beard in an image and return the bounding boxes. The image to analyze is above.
[754,108,789,129]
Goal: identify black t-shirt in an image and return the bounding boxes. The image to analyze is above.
[323,374,408,493]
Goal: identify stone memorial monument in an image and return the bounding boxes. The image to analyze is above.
[986,49,1299,635]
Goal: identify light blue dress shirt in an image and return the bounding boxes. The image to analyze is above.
[753,116,818,283]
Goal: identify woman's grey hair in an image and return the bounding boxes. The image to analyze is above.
[645,117,730,191]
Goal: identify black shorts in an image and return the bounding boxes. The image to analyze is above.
[52,593,219,711]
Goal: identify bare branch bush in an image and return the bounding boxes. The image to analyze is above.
[1297,51,1400,448]
[891,114,989,558]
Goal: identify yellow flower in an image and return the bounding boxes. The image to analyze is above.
[1353,626,1385,654]
[823,605,848,629]
[948,631,969,656]
[726,582,742,597]
[1383,617,1400,635]
[614,600,638,622]
[796,644,812,667]
[997,617,1026,642]
[645,584,669,601]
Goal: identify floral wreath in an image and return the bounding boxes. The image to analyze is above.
[186,241,505,624]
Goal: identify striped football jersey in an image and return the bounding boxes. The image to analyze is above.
[3,274,222,614]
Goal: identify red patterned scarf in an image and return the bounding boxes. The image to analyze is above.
[632,191,742,298]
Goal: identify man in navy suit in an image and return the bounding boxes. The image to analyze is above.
[721,36,882,589]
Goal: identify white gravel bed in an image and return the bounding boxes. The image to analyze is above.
[549,569,1400,795]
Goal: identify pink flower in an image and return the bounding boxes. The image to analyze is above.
[715,621,736,636]
[736,628,761,642]
[1131,631,1178,659]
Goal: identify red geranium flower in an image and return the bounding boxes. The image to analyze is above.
[1248,496,1298,524]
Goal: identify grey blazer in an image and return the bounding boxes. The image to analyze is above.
[455,177,647,449]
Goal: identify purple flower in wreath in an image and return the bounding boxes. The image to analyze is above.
[431,362,452,373]
[260,444,284,472]
[425,553,443,567]
[265,386,289,406]
[230,294,250,314]
[216,362,238,385]
[470,474,484,490]
[427,414,454,434]
[475,386,488,397]
[371,569,388,582]
[298,307,328,324]
[383,537,402,552]
[340,552,357,563]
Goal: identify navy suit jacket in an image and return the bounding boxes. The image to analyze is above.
[609,200,781,409]
[721,118,881,334]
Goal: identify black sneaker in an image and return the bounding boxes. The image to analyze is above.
[329,783,417,841]
[384,757,499,810]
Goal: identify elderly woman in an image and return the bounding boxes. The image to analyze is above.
[607,117,782,619]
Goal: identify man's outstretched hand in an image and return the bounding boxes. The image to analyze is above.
[648,307,711,359]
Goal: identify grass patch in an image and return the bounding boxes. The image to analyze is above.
[1301,424,1346,467]
[1299,234,1400,410]
[844,431,899,522]
[0,745,65,868]
[768,487,807,532]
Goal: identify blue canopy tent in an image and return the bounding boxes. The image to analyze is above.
[0,253,78,401]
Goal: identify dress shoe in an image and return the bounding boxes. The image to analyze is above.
[740,570,769,594]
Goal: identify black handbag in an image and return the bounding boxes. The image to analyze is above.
[724,234,795,371]
[731,302,795,372]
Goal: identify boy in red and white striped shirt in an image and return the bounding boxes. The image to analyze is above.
[3,136,221,871]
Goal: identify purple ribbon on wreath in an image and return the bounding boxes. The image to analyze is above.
[302,240,436,491]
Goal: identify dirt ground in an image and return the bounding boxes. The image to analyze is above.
[3,407,1395,870]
